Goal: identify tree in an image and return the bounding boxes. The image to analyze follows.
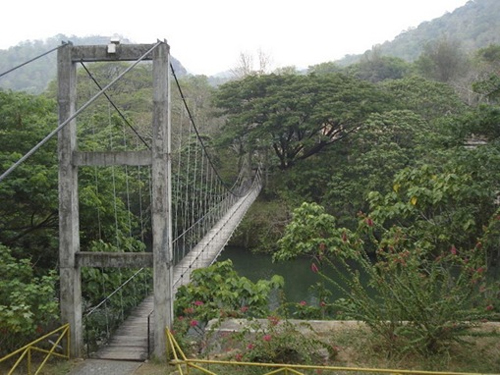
[381,76,467,122]
[368,160,497,255]
[347,48,410,83]
[414,36,469,83]
[231,49,273,78]
[472,44,500,103]
[213,73,392,170]
[307,62,342,75]
[320,110,430,226]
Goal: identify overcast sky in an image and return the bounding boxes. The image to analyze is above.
[2,0,468,75]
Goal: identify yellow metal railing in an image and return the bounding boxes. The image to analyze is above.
[165,328,488,375]
[0,323,70,375]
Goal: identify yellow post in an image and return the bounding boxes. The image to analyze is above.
[66,326,71,358]
[27,348,31,375]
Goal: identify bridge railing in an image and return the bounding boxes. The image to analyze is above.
[0,324,70,375]
[83,267,152,356]
[172,175,263,290]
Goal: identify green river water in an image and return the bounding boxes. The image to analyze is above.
[217,246,352,306]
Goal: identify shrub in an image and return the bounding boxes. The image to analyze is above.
[274,202,499,356]
[0,245,59,355]
[219,317,338,365]
[174,259,284,333]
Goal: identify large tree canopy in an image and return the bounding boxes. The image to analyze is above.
[213,73,392,170]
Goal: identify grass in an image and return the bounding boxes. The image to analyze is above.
[0,357,77,375]
[323,323,500,373]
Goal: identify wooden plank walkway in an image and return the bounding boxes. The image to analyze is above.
[93,182,262,361]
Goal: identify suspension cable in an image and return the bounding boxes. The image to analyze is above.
[0,41,162,184]
[79,61,151,150]
[183,108,193,250]
[170,63,242,196]
[0,42,67,79]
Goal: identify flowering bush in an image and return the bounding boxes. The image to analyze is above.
[274,202,499,356]
[174,259,284,347]
[222,316,338,364]
[291,283,335,320]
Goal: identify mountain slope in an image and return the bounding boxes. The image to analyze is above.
[338,0,500,66]
[0,34,187,94]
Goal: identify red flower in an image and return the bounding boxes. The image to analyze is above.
[342,232,348,243]
[263,334,272,342]
[450,245,457,255]
[311,263,319,273]
[365,217,374,227]
[267,315,280,326]
[247,343,254,350]
[240,306,249,313]
[486,305,494,311]
[194,300,204,306]
[299,300,307,306]
[320,301,326,307]
[177,316,184,321]
[235,353,243,361]
[190,319,198,327]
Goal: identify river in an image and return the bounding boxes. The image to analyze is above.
[217,246,350,306]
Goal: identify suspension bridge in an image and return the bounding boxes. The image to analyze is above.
[0,39,262,361]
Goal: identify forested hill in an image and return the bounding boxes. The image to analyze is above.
[2,0,500,93]
[339,0,500,65]
[0,34,187,94]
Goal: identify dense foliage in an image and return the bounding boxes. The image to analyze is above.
[0,245,59,355]
[273,193,499,355]
[214,73,392,170]
[0,91,59,270]
[175,260,284,324]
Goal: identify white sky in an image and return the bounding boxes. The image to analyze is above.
[2,0,469,76]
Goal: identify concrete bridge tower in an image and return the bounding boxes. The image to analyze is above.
[57,40,172,359]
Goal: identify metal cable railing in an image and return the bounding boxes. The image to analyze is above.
[83,268,152,356]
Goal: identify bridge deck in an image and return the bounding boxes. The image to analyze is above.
[94,184,261,361]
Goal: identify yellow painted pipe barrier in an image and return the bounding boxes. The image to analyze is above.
[165,328,491,375]
[0,323,70,375]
